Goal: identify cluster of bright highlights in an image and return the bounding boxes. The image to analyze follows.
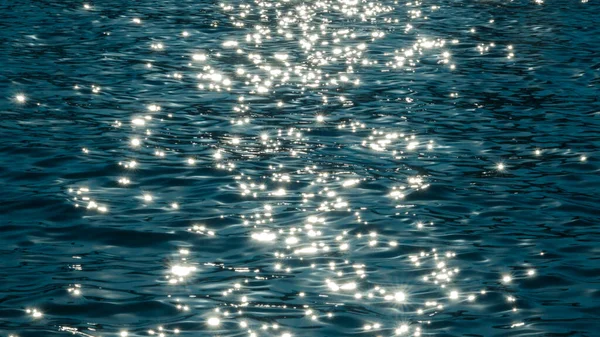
[66,187,108,213]
[26,308,42,318]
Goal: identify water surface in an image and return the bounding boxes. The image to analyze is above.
[1,0,599,336]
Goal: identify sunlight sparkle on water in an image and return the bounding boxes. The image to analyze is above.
[26,308,42,318]
[171,265,196,277]
[15,94,26,103]
[449,290,459,300]
[207,317,220,326]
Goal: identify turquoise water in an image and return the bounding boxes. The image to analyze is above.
[1,0,599,336]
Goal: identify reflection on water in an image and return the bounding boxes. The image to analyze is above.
[1,0,599,336]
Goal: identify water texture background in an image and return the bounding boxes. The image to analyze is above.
[1,0,599,336]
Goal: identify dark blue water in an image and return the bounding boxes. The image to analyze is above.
[1,0,599,336]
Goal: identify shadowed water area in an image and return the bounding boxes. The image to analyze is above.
[1,0,599,336]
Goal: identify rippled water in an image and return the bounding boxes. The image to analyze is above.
[1,0,599,336]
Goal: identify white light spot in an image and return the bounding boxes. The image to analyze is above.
[252,232,277,242]
[207,317,220,326]
[396,324,409,334]
[171,265,196,277]
[15,94,26,103]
